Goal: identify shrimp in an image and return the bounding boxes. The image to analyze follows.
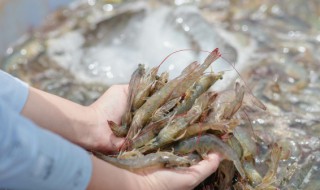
[122,64,145,127]
[132,66,158,111]
[151,97,180,122]
[173,134,246,178]
[243,160,263,187]
[128,64,146,108]
[233,126,258,159]
[207,81,245,122]
[130,117,170,149]
[173,72,223,115]
[108,64,145,138]
[255,144,282,190]
[223,81,245,120]
[139,92,213,153]
[215,160,236,190]
[126,49,221,141]
[94,151,192,171]
[151,71,169,95]
[169,48,221,100]
[117,149,144,159]
[108,120,128,137]
[227,135,243,159]
[180,120,239,140]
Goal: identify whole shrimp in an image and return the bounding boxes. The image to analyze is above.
[169,48,222,100]
[132,66,158,111]
[94,151,192,171]
[108,120,128,137]
[173,72,223,115]
[151,97,180,122]
[173,134,246,178]
[255,144,282,190]
[180,119,239,140]
[207,81,245,123]
[233,126,258,159]
[130,117,170,149]
[108,64,146,137]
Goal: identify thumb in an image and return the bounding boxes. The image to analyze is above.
[190,152,221,182]
[109,135,125,150]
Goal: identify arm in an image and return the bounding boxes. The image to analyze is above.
[0,69,124,152]
[21,85,127,153]
[0,99,92,190]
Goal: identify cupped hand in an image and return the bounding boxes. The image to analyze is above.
[87,85,129,153]
[136,153,221,190]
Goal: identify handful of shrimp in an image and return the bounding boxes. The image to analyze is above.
[95,48,283,190]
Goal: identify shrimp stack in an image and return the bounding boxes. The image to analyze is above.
[95,48,283,189]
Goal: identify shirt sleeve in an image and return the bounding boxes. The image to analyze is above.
[0,99,92,190]
[0,70,29,112]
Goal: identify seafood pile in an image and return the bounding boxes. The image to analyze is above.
[1,0,320,189]
[93,48,289,189]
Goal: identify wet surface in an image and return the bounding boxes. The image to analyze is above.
[1,0,320,188]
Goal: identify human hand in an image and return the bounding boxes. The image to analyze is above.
[85,85,129,153]
[136,153,221,190]
[87,152,221,190]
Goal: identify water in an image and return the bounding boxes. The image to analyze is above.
[1,0,320,189]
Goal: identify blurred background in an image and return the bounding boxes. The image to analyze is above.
[0,1,319,189]
[0,0,74,53]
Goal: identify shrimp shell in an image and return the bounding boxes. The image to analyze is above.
[94,151,192,171]
[173,72,223,115]
[173,134,246,178]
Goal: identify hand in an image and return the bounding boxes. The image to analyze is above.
[87,152,221,190]
[21,86,128,153]
[137,153,221,190]
[87,85,129,153]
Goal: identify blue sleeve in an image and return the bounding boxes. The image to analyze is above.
[0,99,92,190]
[0,70,29,112]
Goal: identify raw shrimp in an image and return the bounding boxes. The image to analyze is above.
[94,151,192,171]
[169,48,221,100]
[122,64,146,127]
[108,120,128,137]
[151,97,180,122]
[233,126,258,158]
[132,67,158,111]
[243,160,263,187]
[173,134,246,178]
[130,117,170,149]
[173,72,223,115]
[180,120,239,140]
[255,144,282,190]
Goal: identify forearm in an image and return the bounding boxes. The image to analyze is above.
[87,156,142,190]
[0,100,92,190]
[21,87,96,148]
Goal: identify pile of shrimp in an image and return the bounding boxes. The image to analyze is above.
[94,48,284,189]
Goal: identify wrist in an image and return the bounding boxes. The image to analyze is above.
[87,156,144,190]
[69,105,98,150]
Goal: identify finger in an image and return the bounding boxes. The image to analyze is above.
[110,135,125,149]
[189,152,221,183]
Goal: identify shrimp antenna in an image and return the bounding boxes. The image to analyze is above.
[220,56,266,111]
